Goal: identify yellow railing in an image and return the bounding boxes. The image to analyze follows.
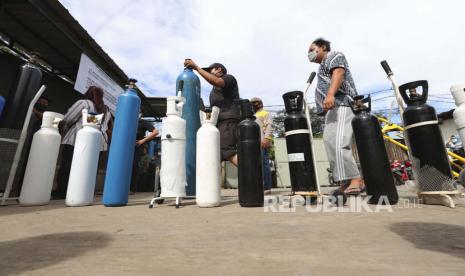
[376,116,463,178]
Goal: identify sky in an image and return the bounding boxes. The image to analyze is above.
[59,0,465,115]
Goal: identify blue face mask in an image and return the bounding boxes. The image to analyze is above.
[308,51,318,63]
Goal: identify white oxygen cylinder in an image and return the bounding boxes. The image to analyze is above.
[19,112,63,206]
[65,109,103,206]
[196,107,221,207]
[451,84,465,146]
[160,96,187,197]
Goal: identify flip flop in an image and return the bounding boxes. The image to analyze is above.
[344,186,362,195]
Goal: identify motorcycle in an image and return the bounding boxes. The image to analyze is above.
[391,160,413,186]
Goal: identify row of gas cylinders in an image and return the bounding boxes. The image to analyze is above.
[19,109,103,206]
[15,91,264,208]
[9,64,465,208]
[283,79,465,205]
[160,94,265,207]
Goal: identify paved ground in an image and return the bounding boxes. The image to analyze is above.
[0,186,465,275]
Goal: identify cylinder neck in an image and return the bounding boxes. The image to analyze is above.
[42,112,63,129]
[235,99,254,120]
[283,91,304,113]
[125,88,138,95]
[166,96,184,116]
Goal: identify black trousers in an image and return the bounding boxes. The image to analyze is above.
[55,144,74,197]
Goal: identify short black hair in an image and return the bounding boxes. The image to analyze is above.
[312,38,331,52]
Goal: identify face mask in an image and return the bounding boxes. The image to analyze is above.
[308,51,318,63]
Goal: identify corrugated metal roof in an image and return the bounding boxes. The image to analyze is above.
[0,0,166,119]
[0,0,127,85]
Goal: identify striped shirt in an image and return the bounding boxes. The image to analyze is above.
[315,51,358,114]
[61,99,112,151]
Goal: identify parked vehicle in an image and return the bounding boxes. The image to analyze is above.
[391,160,413,186]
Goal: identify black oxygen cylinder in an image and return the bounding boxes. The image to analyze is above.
[282,91,317,192]
[237,99,263,207]
[350,95,398,204]
[0,55,43,129]
[400,80,452,180]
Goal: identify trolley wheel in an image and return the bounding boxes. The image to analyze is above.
[155,198,164,204]
[149,204,153,208]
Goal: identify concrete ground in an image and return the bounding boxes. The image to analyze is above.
[0,186,465,275]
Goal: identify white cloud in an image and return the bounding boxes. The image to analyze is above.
[60,0,465,110]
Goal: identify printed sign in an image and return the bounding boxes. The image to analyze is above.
[74,53,124,111]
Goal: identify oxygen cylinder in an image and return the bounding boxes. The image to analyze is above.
[451,84,465,147]
[196,106,221,207]
[282,91,317,192]
[19,112,63,206]
[237,99,263,207]
[66,109,103,206]
[160,95,187,197]
[0,96,5,119]
[103,79,141,207]
[350,95,398,204]
[400,80,452,180]
[0,54,43,129]
[176,68,201,196]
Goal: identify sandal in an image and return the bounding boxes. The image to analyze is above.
[344,186,362,195]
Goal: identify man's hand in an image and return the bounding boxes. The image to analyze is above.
[136,139,145,146]
[184,59,199,70]
[261,138,271,149]
[323,95,336,111]
[324,67,345,111]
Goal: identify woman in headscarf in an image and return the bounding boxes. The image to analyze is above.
[53,86,112,199]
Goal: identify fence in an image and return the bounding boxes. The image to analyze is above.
[352,139,408,163]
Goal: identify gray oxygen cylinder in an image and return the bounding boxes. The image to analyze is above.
[0,55,43,129]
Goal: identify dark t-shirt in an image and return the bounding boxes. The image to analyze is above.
[209,74,240,121]
[136,119,155,141]
[135,119,155,156]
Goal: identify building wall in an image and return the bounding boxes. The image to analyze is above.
[275,137,330,187]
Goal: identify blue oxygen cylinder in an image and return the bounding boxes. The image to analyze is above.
[103,79,141,207]
[176,67,201,196]
[0,96,5,119]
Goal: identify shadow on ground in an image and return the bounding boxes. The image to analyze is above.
[0,231,111,275]
[390,222,465,260]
